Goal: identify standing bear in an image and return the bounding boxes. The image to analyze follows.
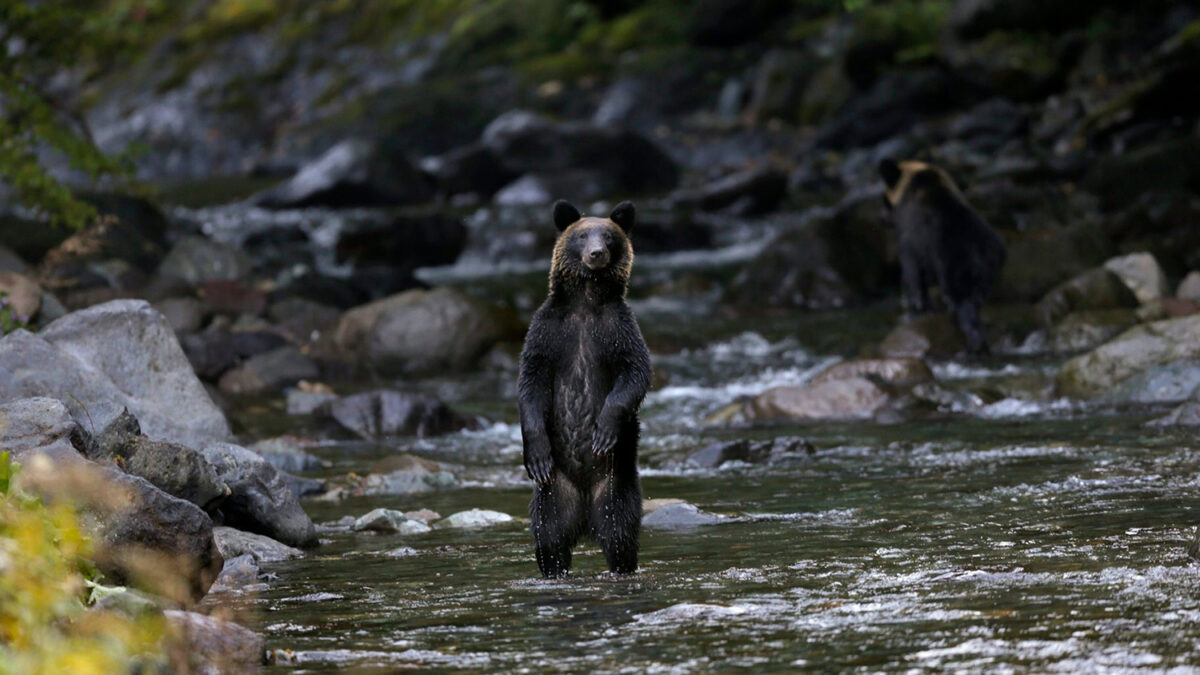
[879,159,1006,355]
[518,199,651,578]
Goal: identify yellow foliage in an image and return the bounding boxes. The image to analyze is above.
[0,456,165,675]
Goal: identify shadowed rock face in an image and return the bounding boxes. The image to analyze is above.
[200,442,318,549]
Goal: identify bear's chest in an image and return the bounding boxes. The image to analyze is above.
[551,314,615,458]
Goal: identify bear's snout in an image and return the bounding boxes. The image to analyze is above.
[584,245,610,269]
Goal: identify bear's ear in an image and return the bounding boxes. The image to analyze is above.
[553,200,581,232]
[609,201,635,233]
[879,159,902,188]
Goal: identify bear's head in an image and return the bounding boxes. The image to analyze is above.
[879,158,965,213]
[549,200,635,297]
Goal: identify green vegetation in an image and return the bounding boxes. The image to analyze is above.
[0,453,165,675]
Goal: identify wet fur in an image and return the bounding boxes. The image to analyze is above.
[518,200,651,577]
[880,160,1006,355]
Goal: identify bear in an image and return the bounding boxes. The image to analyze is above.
[517,199,652,578]
[879,159,1006,355]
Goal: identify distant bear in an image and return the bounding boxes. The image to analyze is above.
[518,199,651,578]
[879,159,1006,354]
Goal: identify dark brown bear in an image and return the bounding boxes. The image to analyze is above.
[880,159,1006,355]
[518,199,651,578]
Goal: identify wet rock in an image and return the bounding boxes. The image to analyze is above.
[158,236,253,286]
[1103,252,1170,304]
[15,448,222,603]
[0,272,42,320]
[1178,272,1200,303]
[268,297,340,344]
[732,377,891,424]
[154,297,206,334]
[286,389,338,416]
[1058,315,1200,398]
[745,49,811,124]
[0,397,78,456]
[353,508,432,534]
[217,346,320,396]
[89,410,230,512]
[181,329,290,381]
[642,498,685,515]
[1048,310,1138,353]
[163,610,264,675]
[334,211,466,271]
[814,69,970,150]
[1103,361,1200,405]
[480,111,679,194]
[209,553,262,591]
[0,243,27,273]
[334,287,522,376]
[5,300,233,448]
[879,315,967,359]
[200,442,317,548]
[440,509,514,529]
[421,143,516,200]
[280,472,325,499]
[248,437,325,473]
[1035,268,1140,328]
[1151,394,1200,427]
[642,503,726,529]
[324,390,470,440]
[811,358,933,388]
[38,200,169,293]
[254,138,433,209]
[671,166,788,215]
[360,454,458,495]
[405,509,441,523]
[1136,297,1200,322]
[685,437,814,468]
[213,526,303,563]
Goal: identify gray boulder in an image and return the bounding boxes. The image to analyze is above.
[439,509,514,529]
[285,389,338,416]
[1103,252,1170,304]
[163,611,264,675]
[213,526,303,563]
[642,503,727,529]
[1035,268,1139,328]
[1058,315,1200,398]
[248,437,325,473]
[1103,361,1200,405]
[158,236,253,286]
[200,442,317,548]
[1048,310,1138,353]
[671,165,788,215]
[0,397,79,456]
[360,453,458,496]
[352,508,432,534]
[686,437,815,468]
[33,300,232,448]
[879,315,967,359]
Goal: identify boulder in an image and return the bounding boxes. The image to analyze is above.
[738,377,891,422]
[813,69,969,150]
[0,397,78,456]
[642,503,726,529]
[810,358,933,387]
[36,300,231,448]
[196,280,267,317]
[181,329,290,381]
[480,111,679,194]
[154,297,206,334]
[285,389,338,416]
[254,138,433,209]
[212,526,304,563]
[420,143,516,200]
[1150,395,1200,427]
[1035,268,1140,328]
[209,553,263,592]
[334,287,521,375]
[0,272,42,320]
[352,508,432,534]
[359,453,458,495]
[879,314,967,359]
[15,448,222,603]
[163,611,264,675]
[745,49,811,125]
[323,390,471,439]
[439,508,514,529]
[1048,310,1138,353]
[37,204,168,292]
[248,437,325,473]
[217,346,320,395]
[1103,252,1170,304]
[157,236,253,286]
[493,170,618,206]
[947,0,1097,39]
[671,166,788,215]
[1102,361,1200,405]
[334,211,466,271]
[199,442,317,548]
[1058,315,1200,398]
[995,223,1114,301]
[0,243,27,273]
[89,410,230,512]
[1178,272,1200,303]
[267,297,341,344]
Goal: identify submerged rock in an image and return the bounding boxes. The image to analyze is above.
[1048,310,1138,353]
[685,437,815,468]
[811,358,933,387]
[248,437,325,473]
[157,236,253,286]
[439,509,514,529]
[1058,315,1200,398]
[1103,252,1170,304]
[1035,268,1140,328]
[200,442,317,548]
[359,454,458,495]
[217,346,320,395]
[181,329,290,381]
[352,508,432,534]
[879,315,967,359]
[741,377,891,422]
[642,503,727,529]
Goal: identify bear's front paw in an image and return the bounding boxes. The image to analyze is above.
[592,423,618,457]
[524,448,553,484]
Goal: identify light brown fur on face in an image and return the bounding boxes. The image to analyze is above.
[884,160,965,207]
[550,216,634,296]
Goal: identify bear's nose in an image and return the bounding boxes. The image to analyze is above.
[588,248,605,261]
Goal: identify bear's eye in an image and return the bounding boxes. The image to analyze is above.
[603,232,613,244]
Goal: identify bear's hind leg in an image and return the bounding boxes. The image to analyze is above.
[530,472,585,578]
[591,474,643,575]
[953,299,989,356]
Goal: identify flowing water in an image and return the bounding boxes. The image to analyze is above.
[190,204,1200,673]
